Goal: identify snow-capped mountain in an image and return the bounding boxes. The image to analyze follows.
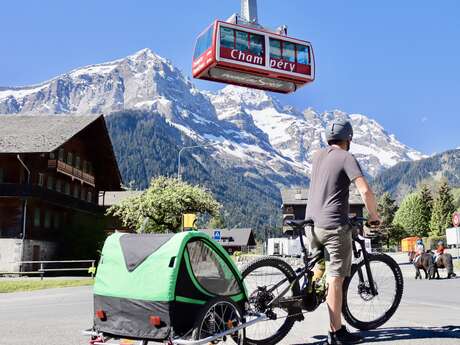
[207,86,425,177]
[0,48,425,184]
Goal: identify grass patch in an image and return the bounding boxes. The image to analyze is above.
[0,278,94,293]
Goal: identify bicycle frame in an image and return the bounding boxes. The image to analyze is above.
[266,219,378,310]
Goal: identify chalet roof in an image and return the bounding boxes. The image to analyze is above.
[280,189,309,205]
[200,228,256,247]
[99,191,143,207]
[0,115,100,153]
[281,186,364,206]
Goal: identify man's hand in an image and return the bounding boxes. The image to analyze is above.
[368,214,382,228]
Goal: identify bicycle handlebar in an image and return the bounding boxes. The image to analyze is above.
[286,217,381,229]
[349,216,381,229]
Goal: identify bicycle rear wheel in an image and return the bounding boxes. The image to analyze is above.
[342,253,404,330]
[241,257,301,345]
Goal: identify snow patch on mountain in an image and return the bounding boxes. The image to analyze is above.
[0,48,426,183]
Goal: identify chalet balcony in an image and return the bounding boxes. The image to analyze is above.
[48,160,95,187]
[0,183,102,214]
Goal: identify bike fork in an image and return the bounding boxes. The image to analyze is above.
[353,242,378,296]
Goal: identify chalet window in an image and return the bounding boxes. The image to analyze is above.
[64,182,71,195]
[44,211,51,229]
[58,149,64,161]
[38,173,45,187]
[47,176,54,190]
[87,162,93,175]
[73,184,80,199]
[67,152,73,166]
[0,168,4,183]
[75,156,81,170]
[34,208,41,227]
[87,191,93,203]
[49,152,56,160]
[53,213,60,229]
[56,179,62,193]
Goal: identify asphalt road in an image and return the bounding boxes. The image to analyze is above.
[0,258,459,345]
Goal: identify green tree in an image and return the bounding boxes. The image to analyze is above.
[108,176,221,233]
[378,192,405,246]
[393,192,429,237]
[452,187,460,211]
[208,214,226,229]
[430,181,455,236]
[418,184,433,229]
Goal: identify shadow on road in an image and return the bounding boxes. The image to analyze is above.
[292,325,460,344]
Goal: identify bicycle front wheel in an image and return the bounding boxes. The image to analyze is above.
[342,253,404,330]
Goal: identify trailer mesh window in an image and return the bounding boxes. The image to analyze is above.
[187,241,240,296]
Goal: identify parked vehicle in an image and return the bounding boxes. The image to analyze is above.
[267,237,304,257]
[401,236,419,263]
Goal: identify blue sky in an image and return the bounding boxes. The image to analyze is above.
[1,0,459,155]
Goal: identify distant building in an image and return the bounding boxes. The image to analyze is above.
[281,187,365,232]
[0,115,122,272]
[99,190,143,233]
[200,228,256,254]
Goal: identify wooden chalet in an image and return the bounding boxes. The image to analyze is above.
[200,228,256,254]
[0,115,122,272]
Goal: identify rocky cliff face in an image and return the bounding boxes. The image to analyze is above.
[0,48,425,186]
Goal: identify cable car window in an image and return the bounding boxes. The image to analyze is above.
[235,31,249,51]
[270,39,282,60]
[297,45,310,65]
[220,27,234,49]
[250,33,264,56]
[194,25,214,59]
[283,42,296,63]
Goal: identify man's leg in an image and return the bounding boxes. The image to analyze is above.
[326,276,345,332]
[321,225,363,344]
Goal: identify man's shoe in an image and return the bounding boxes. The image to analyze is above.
[325,326,363,345]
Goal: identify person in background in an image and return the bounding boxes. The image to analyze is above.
[414,238,425,264]
[433,240,445,263]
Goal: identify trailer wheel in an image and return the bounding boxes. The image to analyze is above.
[192,297,245,344]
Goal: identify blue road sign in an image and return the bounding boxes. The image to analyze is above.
[213,230,221,241]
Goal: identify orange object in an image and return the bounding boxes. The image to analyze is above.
[401,237,420,252]
[95,310,106,320]
[150,316,161,327]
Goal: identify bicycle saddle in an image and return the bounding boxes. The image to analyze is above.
[285,219,314,228]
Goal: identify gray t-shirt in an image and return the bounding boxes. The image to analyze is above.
[306,146,363,229]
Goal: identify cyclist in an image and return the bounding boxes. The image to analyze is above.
[306,119,381,345]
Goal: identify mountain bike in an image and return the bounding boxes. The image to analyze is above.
[241,217,404,345]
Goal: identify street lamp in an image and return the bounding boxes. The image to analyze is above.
[177,142,220,180]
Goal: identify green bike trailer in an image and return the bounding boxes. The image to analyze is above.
[93,231,247,341]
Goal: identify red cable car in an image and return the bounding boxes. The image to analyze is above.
[192,2,315,94]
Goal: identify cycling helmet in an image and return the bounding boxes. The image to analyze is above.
[437,240,444,246]
[326,119,354,143]
[416,239,423,245]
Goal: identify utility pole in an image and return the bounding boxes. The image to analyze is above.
[177,142,220,180]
